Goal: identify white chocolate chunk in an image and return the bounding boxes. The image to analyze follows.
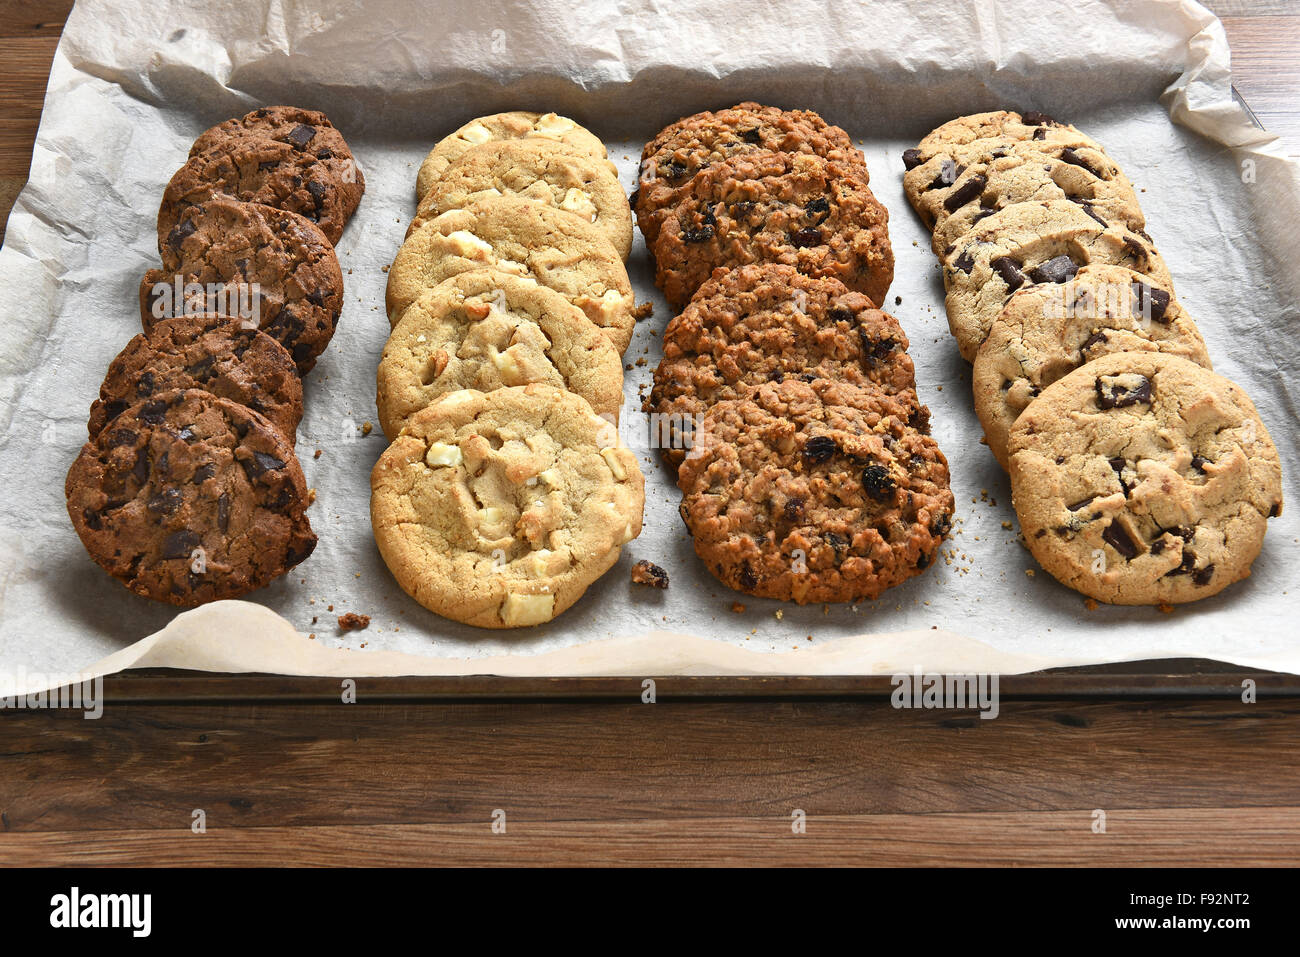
[535,113,577,136]
[461,123,492,145]
[559,187,597,220]
[444,230,493,259]
[500,592,554,626]
[600,448,627,480]
[425,442,463,467]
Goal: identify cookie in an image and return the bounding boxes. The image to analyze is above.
[1008,353,1282,605]
[676,378,953,604]
[158,136,359,246]
[907,144,1144,255]
[409,139,632,259]
[648,263,924,467]
[189,105,364,205]
[89,314,303,444]
[66,388,316,606]
[634,102,864,247]
[385,195,636,353]
[140,197,344,373]
[905,110,1104,169]
[377,269,624,440]
[370,384,644,628]
[973,265,1210,470]
[415,111,606,200]
[942,199,1173,362]
[651,150,893,310]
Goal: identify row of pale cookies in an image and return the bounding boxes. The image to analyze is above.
[371,112,646,629]
[906,110,1282,605]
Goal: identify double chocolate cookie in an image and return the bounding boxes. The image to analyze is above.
[141,197,344,373]
[66,389,316,606]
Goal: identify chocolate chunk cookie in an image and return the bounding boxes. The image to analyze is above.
[409,139,632,259]
[905,110,1104,169]
[415,111,607,201]
[648,263,924,467]
[1008,353,1282,605]
[158,136,359,246]
[942,199,1173,362]
[651,150,893,310]
[189,105,364,210]
[66,388,316,606]
[140,198,344,373]
[378,269,624,440]
[677,378,953,604]
[370,384,644,628]
[385,195,636,353]
[973,264,1209,469]
[89,314,303,443]
[635,102,865,247]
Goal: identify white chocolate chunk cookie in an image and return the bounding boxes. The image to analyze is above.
[942,199,1174,362]
[415,111,607,201]
[377,269,624,439]
[974,264,1210,470]
[386,195,636,353]
[370,384,645,628]
[410,139,633,259]
[1008,353,1282,605]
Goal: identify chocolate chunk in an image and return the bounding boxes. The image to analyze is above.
[1122,235,1150,264]
[630,560,670,588]
[929,158,961,189]
[1192,564,1215,586]
[285,123,316,149]
[738,127,762,144]
[167,218,196,251]
[1102,521,1138,560]
[952,248,976,274]
[161,528,201,560]
[1191,454,1210,473]
[138,399,169,425]
[1080,330,1108,359]
[943,174,987,212]
[861,464,896,501]
[1077,202,1110,229]
[902,148,923,170]
[1108,457,1132,494]
[1133,283,1171,323]
[803,435,838,462]
[1060,147,1101,177]
[306,180,327,208]
[1067,496,1095,512]
[1021,111,1056,126]
[1032,128,1047,140]
[253,451,287,473]
[147,487,182,516]
[791,227,822,248]
[1028,255,1079,284]
[217,492,230,533]
[804,197,829,216]
[991,256,1027,292]
[1095,374,1152,409]
[738,562,758,590]
[192,463,216,484]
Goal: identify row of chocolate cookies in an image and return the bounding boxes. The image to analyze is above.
[639,104,954,605]
[370,112,646,629]
[905,110,1282,605]
[66,107,365,607]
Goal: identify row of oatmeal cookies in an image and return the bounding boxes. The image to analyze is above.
[66,107,365,605]
[906,110,1282,605]
[371,112,646,629]
[638,103,954,605]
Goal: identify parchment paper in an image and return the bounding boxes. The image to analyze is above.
[2,0,1297,695]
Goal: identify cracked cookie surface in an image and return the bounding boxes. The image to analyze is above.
[651,150,893,310]
[410,139,632,259]
[386,195,635,353]
[942,199,1173,362]
[1008,353,1282,605]
[906,110,1105,169]
[648,263,924,468]
[370,384,644,628]
[415,111,606,200]
[90,314,303,444]
[378,269,624,440]
[141,198,343,373]
[973,264,1209,470]
[66,388,316,606]
[677,378,953,604]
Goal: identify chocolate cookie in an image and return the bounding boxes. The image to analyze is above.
[189,105,364,208]
[158,136,359,246]
[635,102,865,247]
[651,150,893,310]
[942,199,1173,362]
[89,314,303,443]
[676,378,953,604]
[973,264,1209,470]
[140,198,344,373]
[66,388,316,606]
[1008,353,1282,605]
[648,263,924,467]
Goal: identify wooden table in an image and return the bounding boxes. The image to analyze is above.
[1,1,1298,867]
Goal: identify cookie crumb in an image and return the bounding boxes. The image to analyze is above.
[634,301,654,320]
[1084,599,1098,611]
[630,560,669,588]
[314,449,323,459]
[338,612,370,632]
[774,609,783,620]
[1157,601,1175,614]
[1025,569,1035,577]
[730,601,746,614]
[361,421,373,436]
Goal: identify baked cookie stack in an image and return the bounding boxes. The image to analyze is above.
[372,112,645,629]
[66,107,364,606]
[640,104,953,605]
[905,110,1283,604]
